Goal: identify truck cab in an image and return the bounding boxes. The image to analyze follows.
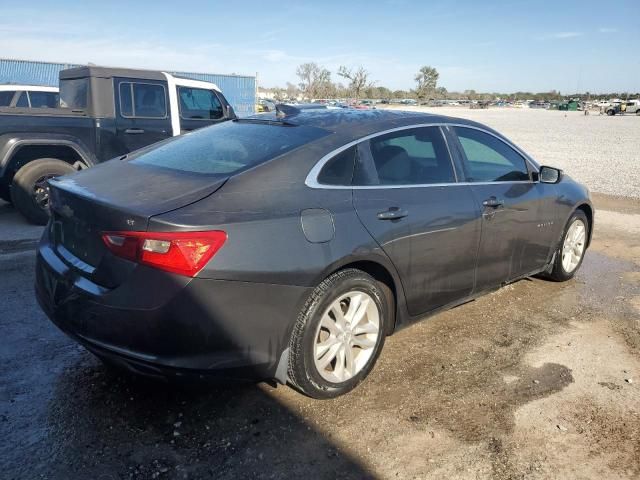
[0,66,236,224]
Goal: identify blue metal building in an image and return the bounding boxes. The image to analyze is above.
[0,58,256,115]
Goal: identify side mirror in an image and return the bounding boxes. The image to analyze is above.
[539,165,562,184]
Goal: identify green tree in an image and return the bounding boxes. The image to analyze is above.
[414,66,439,101]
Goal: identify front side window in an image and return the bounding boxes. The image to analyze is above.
[357,126,455,185]
[119,82,167,118]
[178,87,223,120]
[453,127,529,182]
[0,91,15,106]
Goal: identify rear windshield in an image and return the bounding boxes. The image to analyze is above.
[130,120,329,175]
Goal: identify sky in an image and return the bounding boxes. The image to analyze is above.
[1,0,638,93]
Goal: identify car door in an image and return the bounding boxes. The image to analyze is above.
[446,126,551,289]
[352,126,481,316]
[177,86,227,133]
[114,78,172,153]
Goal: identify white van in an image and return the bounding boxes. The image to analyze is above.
[0,85,59,108]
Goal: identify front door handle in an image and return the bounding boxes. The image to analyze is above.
[482,197,504,208]
[377,207,409,220]
[125,128,145,134]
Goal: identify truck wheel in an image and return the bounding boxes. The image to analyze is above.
[0,185,11,204]
[11,158,75,225]
[606,109,615,116]
[636,109,640,116]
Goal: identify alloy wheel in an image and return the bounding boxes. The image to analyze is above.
[562,218,586,273]
[313,291,380,383]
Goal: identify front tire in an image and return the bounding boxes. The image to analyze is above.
[545,210,589,281]
[10,158,75,225]
[288,269,390,399]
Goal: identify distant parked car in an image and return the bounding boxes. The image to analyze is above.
[36,107,593,399]
[470,101,490,109]
[529,101,550,109]
[605,100,640,116]
[400,99,417,105]
[0,85,59,108]
[256,99,275,112]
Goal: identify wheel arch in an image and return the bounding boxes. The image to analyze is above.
[316,257,406,335]
[0,136,94,183]
[575,203,594,247]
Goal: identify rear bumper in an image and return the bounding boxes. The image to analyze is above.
[35,239,311,381]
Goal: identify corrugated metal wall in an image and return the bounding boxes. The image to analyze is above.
[0,58,256,115]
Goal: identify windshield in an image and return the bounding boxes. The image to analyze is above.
[130,120,329,175]
[59,78,89,109]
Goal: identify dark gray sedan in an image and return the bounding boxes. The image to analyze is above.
[35,108,593,398]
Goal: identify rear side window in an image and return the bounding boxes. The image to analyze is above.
[357,126,455,185]
[59,78,88,109]
[15,92,29,108]
[28,91,58,108]
[178,87,224,120]
[130,121,329,175]
[119,82,167,118]
[317,147,356,185]
[0,91,15,106]
[453,127,529,182]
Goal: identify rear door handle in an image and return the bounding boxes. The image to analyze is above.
[377,208,409,220]
[125,128,145,134]
[482,197,504,208]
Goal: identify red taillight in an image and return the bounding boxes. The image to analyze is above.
[101,230,227,277]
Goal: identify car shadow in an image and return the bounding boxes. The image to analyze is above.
[44,354,374,479]
[0,245,376,479]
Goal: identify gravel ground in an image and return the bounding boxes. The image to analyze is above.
[1,197,639,479]
[384,106,640,199]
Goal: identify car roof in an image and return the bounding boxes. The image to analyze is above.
[0,84,59,92]
[60,66,168,81]
[248,108,481,137]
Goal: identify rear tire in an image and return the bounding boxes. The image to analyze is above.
[606,109,615,116]
[10,158,75,225]
[545,210,589,282]
[288,269,390,399]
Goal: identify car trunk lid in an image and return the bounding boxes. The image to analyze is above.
[48,160,227,286]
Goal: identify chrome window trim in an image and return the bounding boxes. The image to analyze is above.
[439,125,459,183]
[305,122,540,190]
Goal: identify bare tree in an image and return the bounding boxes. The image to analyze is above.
[415,66,439,101]
[337,66,373,100]
[296,63,332,100]
[285,82,299,100]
